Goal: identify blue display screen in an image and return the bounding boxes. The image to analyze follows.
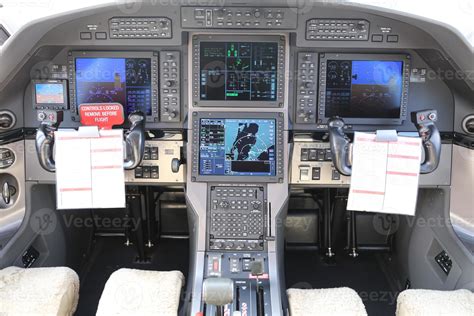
[325,60,404,118]
[199,118,276,176]
[35,83,65,104]
[75,57,152,115]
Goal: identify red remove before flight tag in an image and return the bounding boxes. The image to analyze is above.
[79,103,125,129]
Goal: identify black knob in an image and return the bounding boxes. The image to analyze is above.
[165,80,175,87]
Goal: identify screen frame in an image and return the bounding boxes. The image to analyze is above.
[192,34,286,108]
[68,51,159,123]
[32,79,68,110]
[318,53,411,125]
[192,112,284,183]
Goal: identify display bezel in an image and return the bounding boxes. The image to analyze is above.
[68,51,159,123]
[192,34,286,108]
[191,112,284,183]
[318,53,410,125]
[32,79,68,110]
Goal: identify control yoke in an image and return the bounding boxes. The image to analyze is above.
[328,110,441,176]
[35,111,146,172]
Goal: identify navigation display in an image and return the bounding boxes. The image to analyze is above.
[75,58,152,115]
[199,118,276,176]
[199,42,278,101]
[324,60,404,118]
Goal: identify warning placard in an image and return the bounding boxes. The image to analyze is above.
[79,103,125,129]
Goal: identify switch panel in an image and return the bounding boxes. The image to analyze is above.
[109,17,172,39]
[160,51,181,122]
[291,139,350,185]
[181,7,297,29]
[296,52,318,124]
[435,250,453,275]
[306,19,370,41]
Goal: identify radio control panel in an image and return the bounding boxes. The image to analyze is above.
[306,19,370,41]
[109,17,172,39]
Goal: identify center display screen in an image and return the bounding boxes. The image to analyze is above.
[75,57,152,115]
[199,118,276,176]
[324,60,404,118]
[199,42,278,101]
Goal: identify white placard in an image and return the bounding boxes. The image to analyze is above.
[55,128,125,209]
[347,132,422,216]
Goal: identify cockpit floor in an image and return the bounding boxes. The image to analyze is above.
[75,237,189,316]
[285,249,398,316]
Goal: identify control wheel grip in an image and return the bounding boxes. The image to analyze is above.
[411,110,442,174]
[328,117,352,176]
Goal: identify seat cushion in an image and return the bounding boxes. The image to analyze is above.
[396,289,474,316]
[96,268,185,316]
[287,287,367,316]
[0,266,79,316]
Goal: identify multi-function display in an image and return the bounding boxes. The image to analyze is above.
[75,57,152,115]
[324,60,404,119]
[199,118,276,176]
[199,42,278,101]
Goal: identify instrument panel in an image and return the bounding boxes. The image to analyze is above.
[12,0,454,188]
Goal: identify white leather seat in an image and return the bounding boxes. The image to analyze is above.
[396,289,474,316]
[96,268,185,316]
[0,266,79,316]
[287,287,368,316]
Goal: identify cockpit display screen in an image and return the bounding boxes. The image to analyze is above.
[199,118,276,176]
[75,58,152,115]
[199,42,278,101]
[324,60,404,119]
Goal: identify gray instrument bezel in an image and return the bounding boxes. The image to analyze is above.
[318,53,411,125]
[191,111,284,183]
[192,34,286,108]
[31,79,69,110]
[67,51,159,122]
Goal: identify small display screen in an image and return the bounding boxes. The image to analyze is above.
[35,83,65,104]
[75,58,152,115]
[200,42,278,101]
[199,118,276,176]
[324,60,404,118]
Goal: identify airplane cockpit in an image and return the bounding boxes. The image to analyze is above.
[0,1,473,315]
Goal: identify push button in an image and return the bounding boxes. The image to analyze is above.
[312,167,321,180]
[80,32,92,40]
[387,35,399,42]
[371,34,383,42]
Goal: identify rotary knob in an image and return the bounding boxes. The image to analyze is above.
[165,80,175,87]
[251,201,261,210]
[214,241,223,249]
[37,112,46,121]
[227,242,234,248]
